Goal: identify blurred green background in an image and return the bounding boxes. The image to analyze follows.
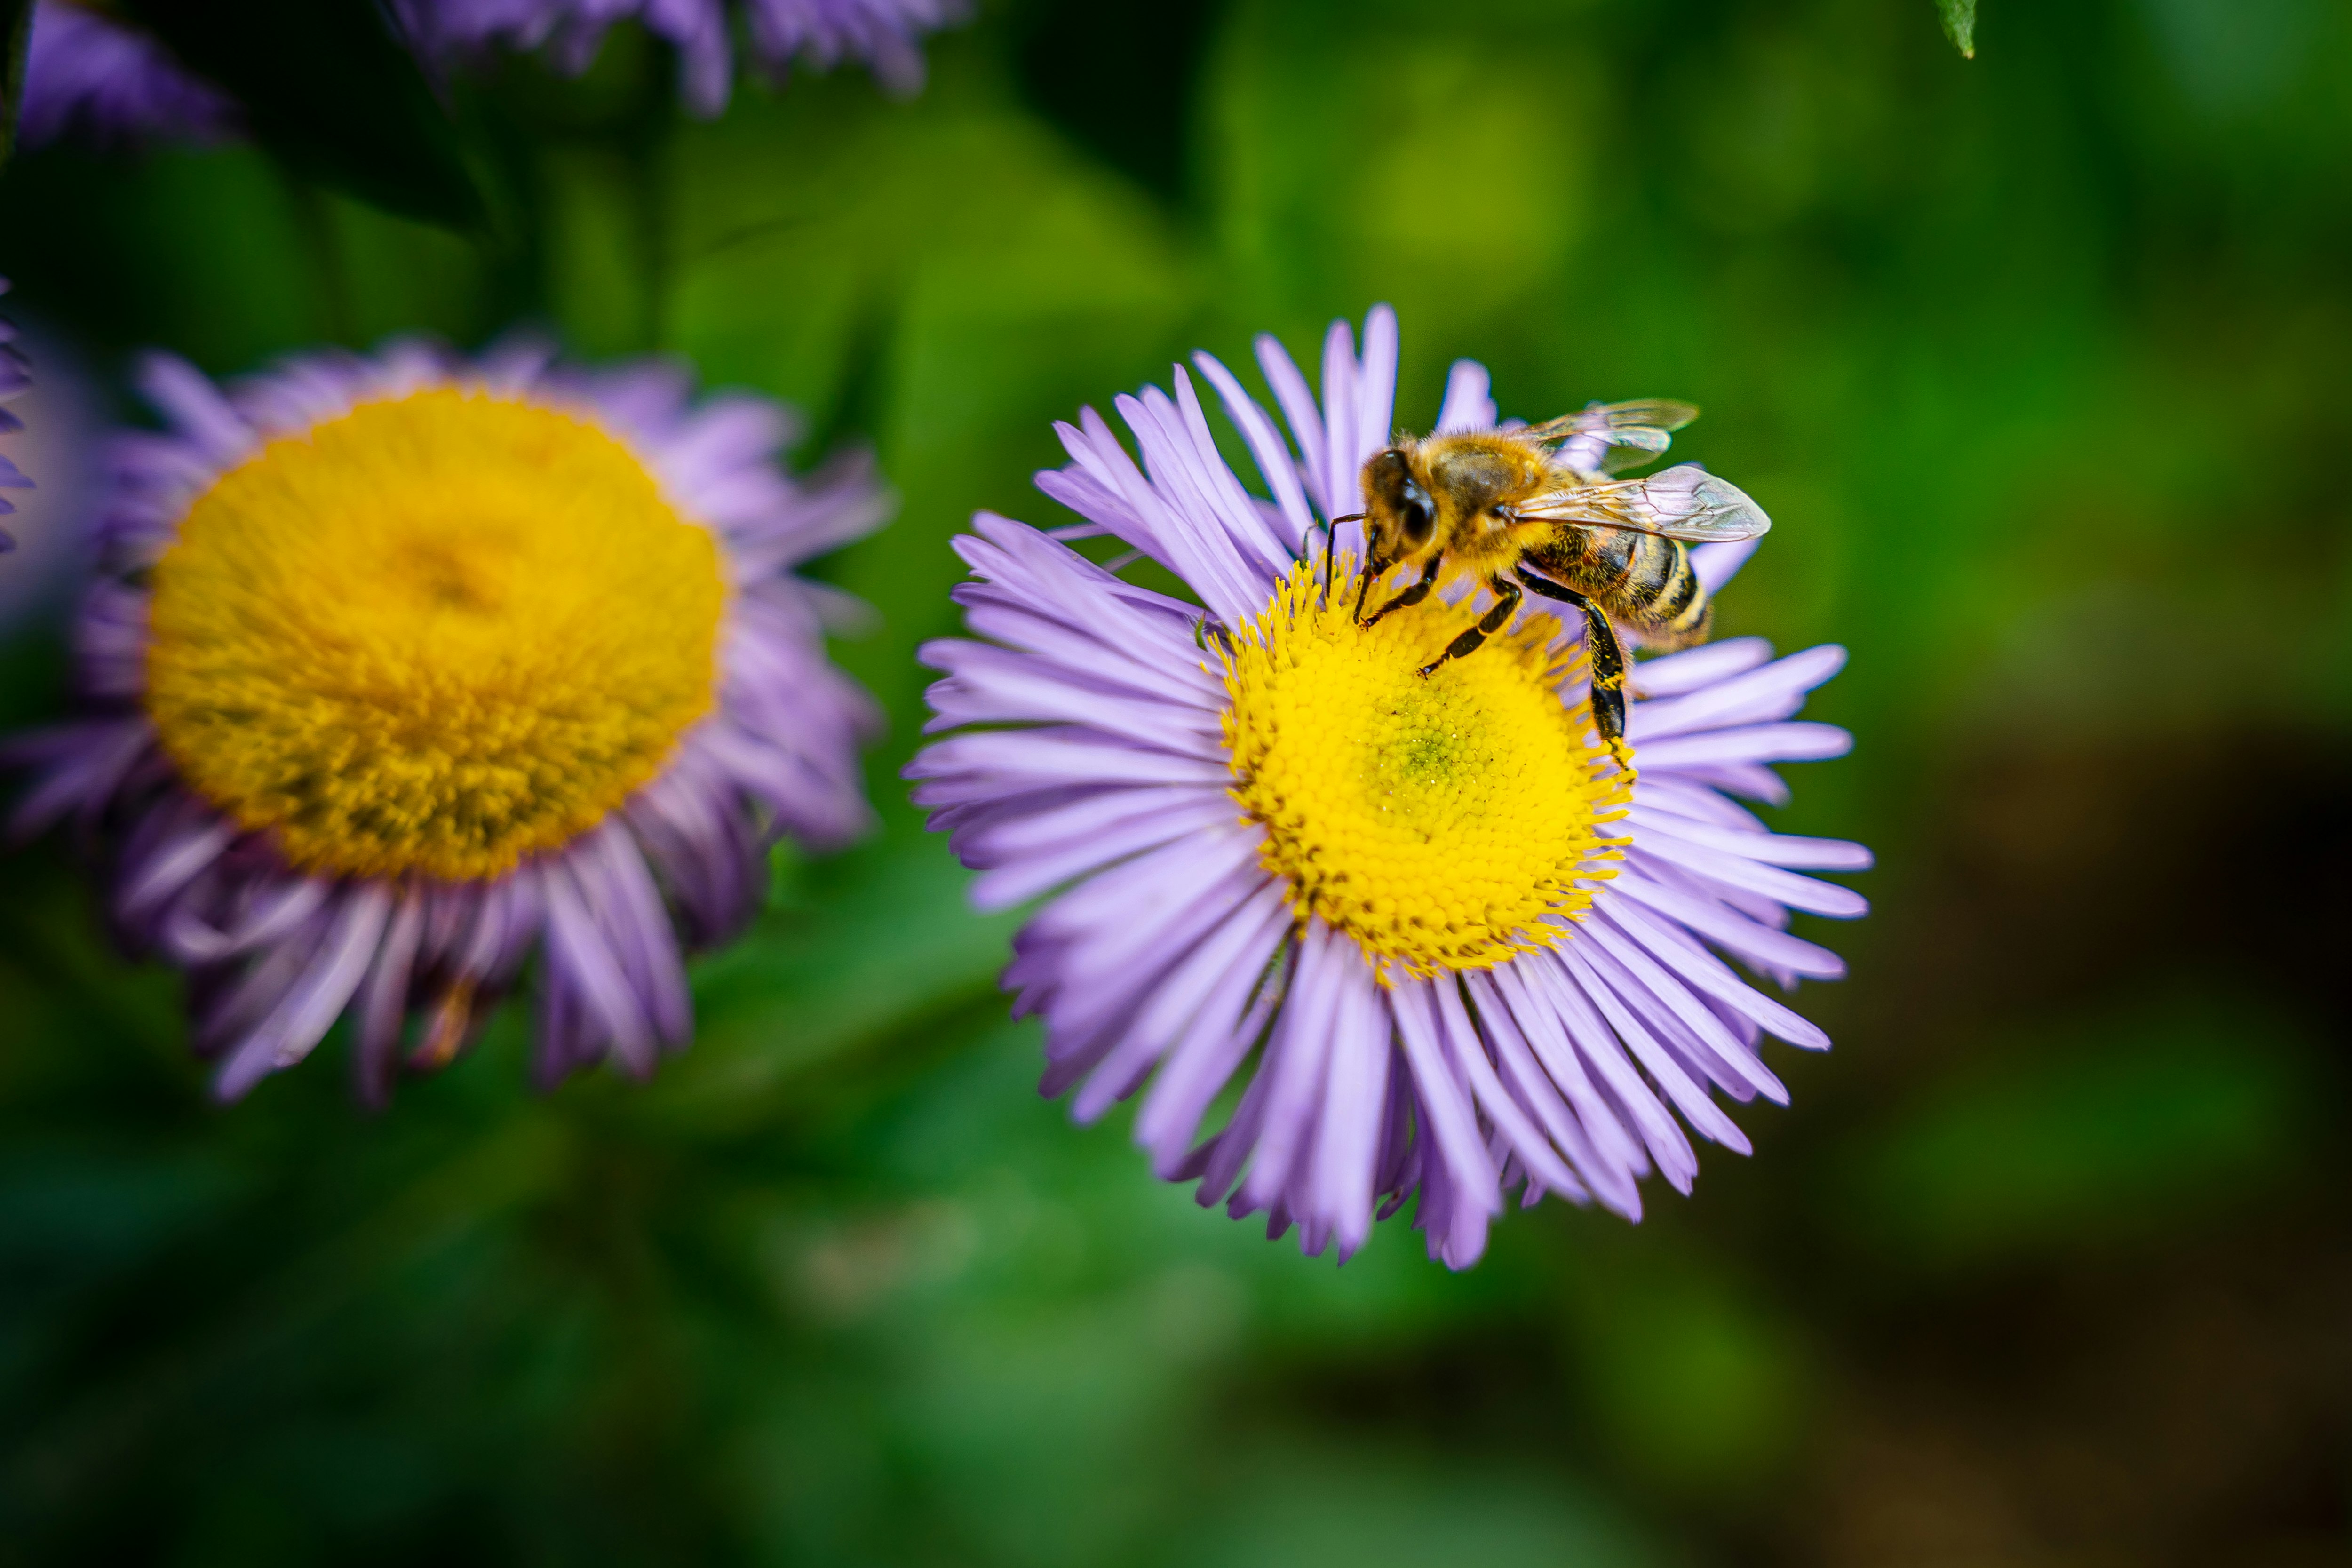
[2,0,2349,1561]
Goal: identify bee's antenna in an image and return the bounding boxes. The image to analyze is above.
[1352,551,1383,624]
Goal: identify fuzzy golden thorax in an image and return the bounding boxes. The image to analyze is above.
[1359,431,1558,580]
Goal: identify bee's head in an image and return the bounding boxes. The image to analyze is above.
[1359,447,1437,568]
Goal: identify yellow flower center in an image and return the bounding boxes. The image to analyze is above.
[1221,561,1629,978]
[144,388,726,882]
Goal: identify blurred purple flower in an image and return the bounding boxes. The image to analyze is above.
[7,339,887,1104]
[16,0,965,151]
[0,281,30,550]
[17,1,240,149]
[397,0,970,117]
[909,307,1869,1268]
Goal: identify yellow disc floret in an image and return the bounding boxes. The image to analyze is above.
[1222,561,1629,977]
[145,388,725,882]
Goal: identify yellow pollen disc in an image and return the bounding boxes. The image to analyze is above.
[1222,560,1629,978]
[145,388,726,882]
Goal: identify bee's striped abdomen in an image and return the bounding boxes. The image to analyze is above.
[1526,528,1715,653]
[1638,539,1711,649]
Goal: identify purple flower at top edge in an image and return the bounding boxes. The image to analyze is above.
[907,306,1871,1269]
[5,338,889,1104]
[18,2,241,149]
[396,0,971,117]
[0,280,30,550]
[17,0,967,151]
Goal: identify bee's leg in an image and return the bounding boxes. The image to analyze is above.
[1352,549,1390,623]
[1325,512,1364,601]
[1418,574,1522,676]
[1514,566,1634,771]
[1362,555,1442,629]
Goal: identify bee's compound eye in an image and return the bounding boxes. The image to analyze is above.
[1400,479,1435,545]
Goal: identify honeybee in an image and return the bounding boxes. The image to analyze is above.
[1337,400,1770,751]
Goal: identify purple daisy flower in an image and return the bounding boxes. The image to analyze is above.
[909,307,1869,1268]
[17,1,241,149]
[396,0,970,117]
[0,280,31,551]
[7,338,886,1103]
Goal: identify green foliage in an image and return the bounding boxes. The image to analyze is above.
[1939,0,1979,57]
[0,0,2350,1562]
[1557,1240,1812,1497]
[1832,992,2315,1269]
[121,0,489,231]
[0,0,30,169]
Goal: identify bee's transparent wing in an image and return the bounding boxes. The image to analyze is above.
[1520,399,1700,473]
[1519,400,1701,444]
[1513,463,1772,542]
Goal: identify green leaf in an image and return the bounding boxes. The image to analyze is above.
[1937,0,1978,58]
[0,0,32,172]
[1830,993,2312,1271]
[119,0,489,231]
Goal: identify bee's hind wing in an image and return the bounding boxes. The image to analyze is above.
[1513,463,1772,542]
[1521,399,1699,443]
[1521,399,1701,474]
